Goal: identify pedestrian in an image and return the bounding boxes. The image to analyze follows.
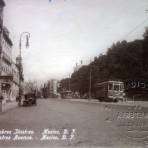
[0,95,3,101]
[0,95,3,112]
[17,95,22,106]
[33,93,37,105]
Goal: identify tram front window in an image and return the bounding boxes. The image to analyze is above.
[114,84,120,91]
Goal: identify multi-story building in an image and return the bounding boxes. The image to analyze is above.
[0,0,19,104]
[0,26,19,104]
[1,27,13,76]
[0,0,5,32]
[49,79,59,98]
[73,61,84,72]
[11,62,19,101]
[42,79,59,98]
[24,81,37,94]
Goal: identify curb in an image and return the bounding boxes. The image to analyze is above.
[0,102,18,114]
[68,99,148,108]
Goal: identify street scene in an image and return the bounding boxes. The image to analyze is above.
[0,99,148,147]
[0,0,148,147]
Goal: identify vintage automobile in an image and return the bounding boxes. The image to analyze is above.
[18,93,37,106]
[61,90,73,99]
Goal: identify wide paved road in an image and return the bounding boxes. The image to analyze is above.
[0,98,148,147]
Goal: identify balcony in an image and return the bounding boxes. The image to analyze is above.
[2,52,12,65]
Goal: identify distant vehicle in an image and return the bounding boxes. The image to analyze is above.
[22,93,37,106]
[94,81,125,102]
[61,90,72,99]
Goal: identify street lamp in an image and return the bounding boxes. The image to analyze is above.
[88,68,92,100]
[17,32,30,105]
[19,32,30,57]
[88,60,92,100]
[69,74,71,91]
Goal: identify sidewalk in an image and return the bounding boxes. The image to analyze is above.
[69,98,98,103]
[1,101,18,113]
[68,98,148,108]
[117,101,148,108]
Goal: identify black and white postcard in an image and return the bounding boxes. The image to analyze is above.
[0,0,148,147]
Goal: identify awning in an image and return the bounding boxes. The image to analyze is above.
[0,76,13,81]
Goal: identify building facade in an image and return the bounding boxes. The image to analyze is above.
[42,79,59,98]
[49,79,59,98]
[11,62,19,101]
[0,0,5,33]
[0,27,19,104]
[0,0,19,104]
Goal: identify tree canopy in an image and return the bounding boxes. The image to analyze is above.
[60,29,148,96]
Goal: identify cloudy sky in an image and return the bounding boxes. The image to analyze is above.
[3,0,148,81]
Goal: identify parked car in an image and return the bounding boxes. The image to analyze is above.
[22,93,37,106]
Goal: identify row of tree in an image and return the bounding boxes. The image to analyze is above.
[60,29,148,97]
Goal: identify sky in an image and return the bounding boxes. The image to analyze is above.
[3,0,148,82]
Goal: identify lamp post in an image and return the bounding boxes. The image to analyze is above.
[19,32,30,57]
[88,60,92,100]
[88,68,92,100]
[17,32,30,105]
[69,74,71,91]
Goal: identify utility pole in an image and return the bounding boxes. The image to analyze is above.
[89,68,92,99]
[69,74,71,91]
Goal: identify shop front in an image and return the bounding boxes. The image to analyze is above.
[0,76,13,104]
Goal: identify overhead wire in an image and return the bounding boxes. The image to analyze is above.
[121,16,148,40]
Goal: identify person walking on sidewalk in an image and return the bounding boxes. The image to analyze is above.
[0,95,3,112]
[16,95,22,107]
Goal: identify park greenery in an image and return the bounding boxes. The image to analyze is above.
[60,29,148,97]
